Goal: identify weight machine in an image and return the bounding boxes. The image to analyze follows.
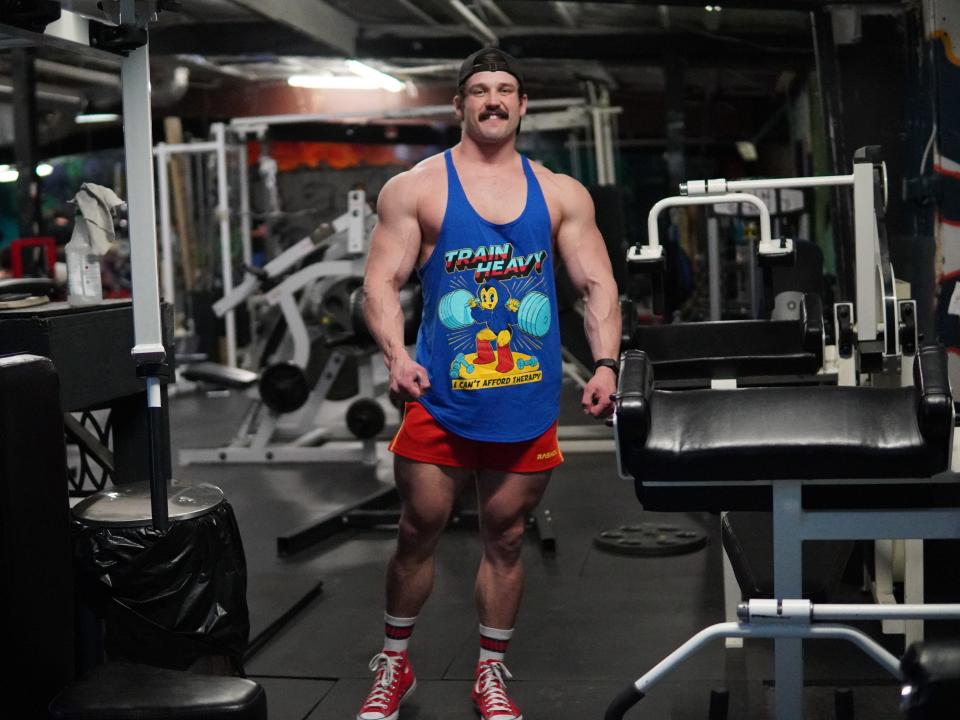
[155,123,251,368]
[178,189,410,467]
[609,147,953,720]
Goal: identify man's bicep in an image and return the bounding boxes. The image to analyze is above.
[556,180,612,287]
[366,179,422,287]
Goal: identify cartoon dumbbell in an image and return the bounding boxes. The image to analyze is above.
[517,356,539,370]
[450,352,476,378]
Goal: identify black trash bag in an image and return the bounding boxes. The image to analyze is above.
[73,500,250,675]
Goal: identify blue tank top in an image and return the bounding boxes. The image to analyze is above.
[415,149,561,442]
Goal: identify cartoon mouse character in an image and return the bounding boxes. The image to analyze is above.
[467,278,521,373]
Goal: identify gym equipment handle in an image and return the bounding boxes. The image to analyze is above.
[604,684,644,720]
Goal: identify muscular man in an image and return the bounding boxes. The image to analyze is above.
[359,47,621,720]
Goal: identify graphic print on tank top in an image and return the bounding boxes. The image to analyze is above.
[416,149,561,443]
[438,243,551,389]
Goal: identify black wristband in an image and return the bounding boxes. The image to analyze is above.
[593,357,618,375]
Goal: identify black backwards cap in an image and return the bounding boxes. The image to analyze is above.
[457,47,525,94]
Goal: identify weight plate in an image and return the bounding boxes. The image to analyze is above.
[594,521,707,557]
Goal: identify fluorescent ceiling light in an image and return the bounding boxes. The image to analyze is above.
[345,60,405,93]
[288,74,380,90]
[75,112,121,124]
[36,163,54,177]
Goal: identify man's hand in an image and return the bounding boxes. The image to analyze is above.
[581,367,616,419]
[389,355,432,403]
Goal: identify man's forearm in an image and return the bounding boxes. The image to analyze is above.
[582,277,621,362]
[364,280,409,367]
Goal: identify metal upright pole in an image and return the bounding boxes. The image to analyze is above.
[12,48,41,236]
[237,137,255,364]
[707,216,720,320]
[772,482,805,720]
[155,144,176,308]
[812,9,854,301]
[238,139,253,268]
[213,122,237,368]
[122,41,168,530]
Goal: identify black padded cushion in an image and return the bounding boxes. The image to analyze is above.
[630,293,823,380]
[914,345,953,463]
[48,662,266,720]
[901,641,960,720]
[615,346,954,509]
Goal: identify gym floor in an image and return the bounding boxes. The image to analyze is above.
[170,381,905,720]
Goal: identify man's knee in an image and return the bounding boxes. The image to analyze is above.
[481,507,528,565]
[396,505,450,557]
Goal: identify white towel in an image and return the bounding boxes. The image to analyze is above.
[72,183,125,255]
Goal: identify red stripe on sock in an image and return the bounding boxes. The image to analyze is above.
[480,637,510,652]
[385,624,415,639]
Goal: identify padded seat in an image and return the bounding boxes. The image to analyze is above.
[49,662,266,720]
[615,345,954,511]
[631,293,823,381]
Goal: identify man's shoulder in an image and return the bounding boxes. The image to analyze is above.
[378,153,446,211]
[391,152,446,188]
[528,160,590,205]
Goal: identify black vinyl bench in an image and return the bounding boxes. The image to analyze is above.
[610,345,959,719]
[49,662,265,720]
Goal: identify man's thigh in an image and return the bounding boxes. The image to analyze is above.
[475,469,551,528]
[395,455,474,523]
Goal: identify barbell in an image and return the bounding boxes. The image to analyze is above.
[438,289,551,337]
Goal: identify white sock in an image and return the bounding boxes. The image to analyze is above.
[383,612,417,653]
[479,623,514,662]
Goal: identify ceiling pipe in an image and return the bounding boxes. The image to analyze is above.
[447,0,500,46]
[34,59,121,88]
[175,54,257,81]
[657,4,670,29]
[390,62,460,76]
[551,2,577,28]
[393,0,441,25]
[479,0,512,26]
[0,81,85,107]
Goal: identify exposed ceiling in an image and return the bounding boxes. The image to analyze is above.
[0,0,908,156]
[149,0,818,94]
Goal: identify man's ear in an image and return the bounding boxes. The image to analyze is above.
[518,93,528,117]
[453,94,463,120]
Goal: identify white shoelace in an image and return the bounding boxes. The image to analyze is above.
[476,661,515,715]
[363,652,404,711]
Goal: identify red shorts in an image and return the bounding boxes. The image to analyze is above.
[389,402,564,473]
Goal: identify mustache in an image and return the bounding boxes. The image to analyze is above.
[479,109,509,120]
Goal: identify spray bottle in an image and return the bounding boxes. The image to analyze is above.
[65,214,103,306]
[65,183,125,307]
